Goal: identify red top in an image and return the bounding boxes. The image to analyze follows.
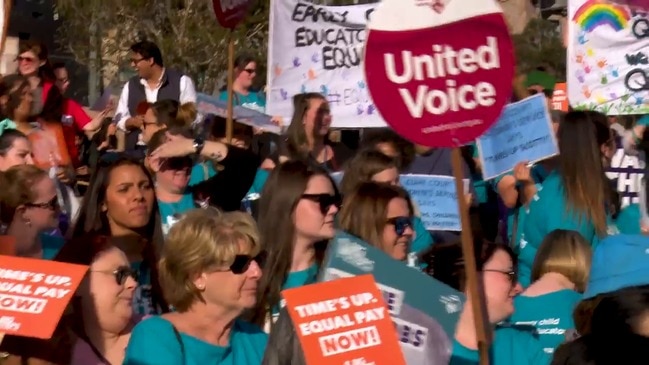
[42,82,91,167]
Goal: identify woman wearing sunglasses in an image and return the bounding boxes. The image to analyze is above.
[250,160,341,330]
[124,208,268,365]
[0,164,60,257]
[448,242,549,365]
[339,182,415,262]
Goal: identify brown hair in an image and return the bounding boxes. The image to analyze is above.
[285,92,327,160]
[339,182,414,254]
[339,149,398,197]
[18,40,55,81]
[531,229,592,292]
[0,164,48,225]
[148,100,196,129]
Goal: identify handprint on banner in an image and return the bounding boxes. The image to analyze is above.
[367,104,376,115]
[356,104,364,115]
[595,93,607,104]
[634,94,645,106]
[576,51,584,64]
[578,32,588,45]
[307,69,317,80]
[311,52,320,63]
[575,69,585,83]
[610,92,618,100]
[293,57,301,68]
[320,85,329,95]
[597,59,607,69]
[608,65,619,78]
[586,47,595,57]
[357,80,366,89]
[280,89,288,101]
[582,85,592,98]
[274,64,283,77]
[300,84,307,93]
[600,74,608,85]
[584,63,592,74]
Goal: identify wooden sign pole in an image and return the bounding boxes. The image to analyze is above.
[451,147,491,365]
[0,0,11,60]
[225,30,235,144]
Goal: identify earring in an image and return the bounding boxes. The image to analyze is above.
[196,284,205,290]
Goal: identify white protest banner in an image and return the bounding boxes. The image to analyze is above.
[267,0,386,129]
[476,94,559,180]
[567,1,649,115]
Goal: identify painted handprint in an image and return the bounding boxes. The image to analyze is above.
[597,59,607,69]
[300,84,307,93]
[634,94,645,106]
[293,57,301,68]
[583,63,592,74]
[311,52,320,64]
[575,69,585,83]
[320,85,329,95]
[586,47,595,57]
[367,104,376,115]
[582,85,591,98]
[307,69,317,80]
[600,74,608,85]
[576,52,584,64]
[578,32,588,45]
[280,88,288,101]
[608,65,619,78]
[357,80,366,89]
[356,104,365,115]
[274,64,283,77]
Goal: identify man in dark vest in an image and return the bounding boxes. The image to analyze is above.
[114,41,196,159]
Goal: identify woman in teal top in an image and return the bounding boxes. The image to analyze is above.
[518,111,618,287]
[250,161,342,329]
[450,243,549,365]
[510,229,591,356]
[339,149,434,257]
[125,209,268,365]
[218,55,267,113]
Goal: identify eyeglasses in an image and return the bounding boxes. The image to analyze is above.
[386,216,414,236]
[217,251,267,275]
[243,68,256,74]
[130,57,146,65]
[16,56,36,64]
[92,266,139,285]
[483,269,518,284]
[301,193,342,215]
[25,196,59,211]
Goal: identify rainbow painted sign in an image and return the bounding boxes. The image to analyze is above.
[567,0,649,115]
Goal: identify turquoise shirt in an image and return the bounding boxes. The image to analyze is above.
[518,170,603,287]
[158,194,196,236]
[411,216,434,254]
[273,264,319,320]
[124,316,268,365]
[511,289,582,356]
[615,203,641,235]
[471,144,489,204]
[189,162,268,196]
[450,326,549,365]
[219,90,266,113]
[41,233,65,260]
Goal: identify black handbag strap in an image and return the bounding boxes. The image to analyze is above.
[170,324,186,365]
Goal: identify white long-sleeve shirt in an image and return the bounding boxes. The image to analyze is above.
[114,69,197,132]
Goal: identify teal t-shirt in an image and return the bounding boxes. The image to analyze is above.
[124,316,268,365]
[511,289,582,356]
[450,326,550,365]
[189,162,268,196]
[158,194,196,236]
[615,203,641,235]
[41,233,65,260]
[410,216,435,254]
[273,264,319,320]
[471,144,489,204]
[518,170,604,287]
[218,90,267,113]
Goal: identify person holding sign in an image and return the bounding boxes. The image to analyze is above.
[450,243,548,365]
[251,161,341,329]
[124,209,268,365]
[518,111,618,288]
[339,150,433,256]
[339,182,415,262]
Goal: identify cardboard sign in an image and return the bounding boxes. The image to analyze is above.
[282,274,406,365]
[400,175,469,231]
[552,83,569,111]
[321,231,465,365]
[211,0,253,29]
[477,94,559,180]
[0,236,15,256]
[196,93,282,135]
[364,0,515,147]
[0,256,88,339]
[567,0,649,115]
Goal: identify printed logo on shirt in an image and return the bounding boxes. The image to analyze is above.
[514,317,564,354]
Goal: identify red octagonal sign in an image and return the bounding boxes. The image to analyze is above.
[364,0,515,148]
[211,0,253,29]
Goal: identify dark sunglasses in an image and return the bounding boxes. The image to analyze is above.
[25,196,59,211]
[301,193,342,215]
[528,89,554,98]
[483,269,518,284]
[227,251,267,274]
[386,216,413,236]
[92,266,139,285]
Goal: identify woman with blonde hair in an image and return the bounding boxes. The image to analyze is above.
[125,208,267,364]
[511,229,592,355]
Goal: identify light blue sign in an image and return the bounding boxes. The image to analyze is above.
[321,231,464,365]
[476,94,558,180]
[401,175,468,231]
[196,93,281,134]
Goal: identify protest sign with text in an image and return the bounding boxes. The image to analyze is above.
[321,231,464,365]
[282,274,406,365]
[210,0,253,29]
[196,93,281,135]
[363,0,514,147]
[0,256,88,339]
[400,175,469,231]
[552,83,569,111]
[568,0,649,115]
[267,0,385,129]
[476,94,559,180]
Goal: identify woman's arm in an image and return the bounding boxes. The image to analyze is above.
[496,174,518,209]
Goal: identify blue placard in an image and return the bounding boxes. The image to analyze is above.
[400,175,468,232]
[321,231,464,365]
[476,94,558,180]
[195,93,281,134]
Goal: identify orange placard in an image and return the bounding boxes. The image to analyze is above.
[28,122,71,169]
[552,83,569,112]
[0,236,16,256]
[0,255,87,339]
[282,275,406,365]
